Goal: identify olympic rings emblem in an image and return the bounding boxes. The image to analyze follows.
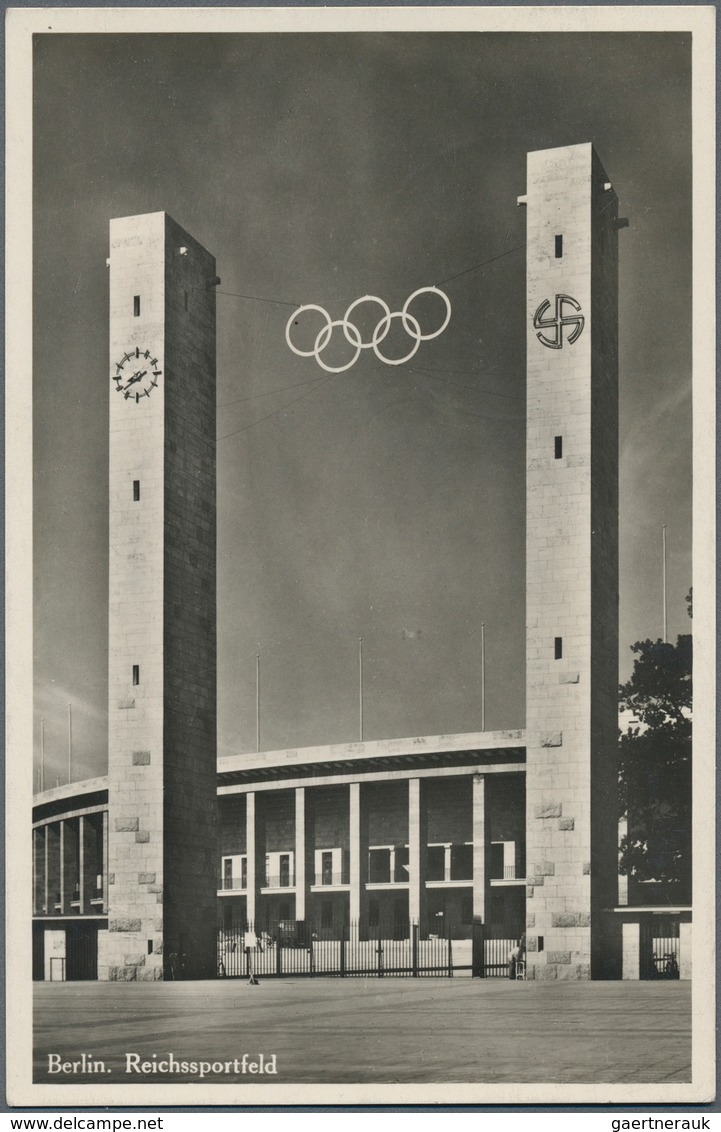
[285,287,452,373]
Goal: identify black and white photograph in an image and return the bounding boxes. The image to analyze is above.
[6,4,716,1107]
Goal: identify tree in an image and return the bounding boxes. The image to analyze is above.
[618,615,692,897]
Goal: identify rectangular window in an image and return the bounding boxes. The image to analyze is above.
[133,480,140,501]
[279,854,291,887]
[554,234,563,258]
[147,939,153,955]
[133,295,141,317]
[490,842,505,880]
[321,900,333,929]
[426,845,445,882]
[450,843,473,881]
[394,845,409,883]
[132,664,140,685]
[554,637,563,660]
[368,847,391,884]
[554,436,563,460]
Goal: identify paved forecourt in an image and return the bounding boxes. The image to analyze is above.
[34,978,690,1085]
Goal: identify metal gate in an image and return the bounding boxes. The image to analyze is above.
[640,918,681,979]
[217,921,453,978]
[483,937,518,978]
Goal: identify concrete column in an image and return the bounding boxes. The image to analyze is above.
[62,818,79,911]
[349,783,361,922]
[82,815,99,908]
[59,820,65,915]
[47,822,62,914]
[679,921,692,980]
[295,787,306,922]
[472,774,487,923]
[622,920,640,979]
[32,829,40,915]
[44,826,49,915]
[102,810,108,915]
[78,816,85,914]
[408,778,427,928]
[246,792,256,928]
[617,817,628,906]
[349,782,368,924]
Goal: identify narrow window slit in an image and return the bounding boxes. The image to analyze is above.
[133,295,141,317]
[555,234,563,258]
[554,638,563,660]
[132,665,140,686]
[554,436,563,459]
[133,480,140,501]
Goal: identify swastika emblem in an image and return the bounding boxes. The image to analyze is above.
[533,294,585,350]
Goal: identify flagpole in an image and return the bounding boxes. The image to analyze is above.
[67,702,73,784]
[40,717,45,793]
[359,637,364,743]
[662,524,668,643]
[256,654,261,753]
[481,622,486,731]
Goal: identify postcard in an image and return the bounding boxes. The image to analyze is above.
[6,4,716,1108]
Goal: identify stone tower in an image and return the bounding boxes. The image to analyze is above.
[523,144,620,979]
[104,212,218,980]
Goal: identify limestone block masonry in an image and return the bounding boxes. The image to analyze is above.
[106,213,218,980]
[523,146,619,980]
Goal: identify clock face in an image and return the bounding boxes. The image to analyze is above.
[112,347,163,402]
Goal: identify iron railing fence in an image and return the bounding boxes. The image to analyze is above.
[217,920,454,979]
[639,920,682,980]
[218,922,521,979]
[483,937,519,977]
[651,934,680,978]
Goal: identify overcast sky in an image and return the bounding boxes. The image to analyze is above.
[32,30,692,786]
